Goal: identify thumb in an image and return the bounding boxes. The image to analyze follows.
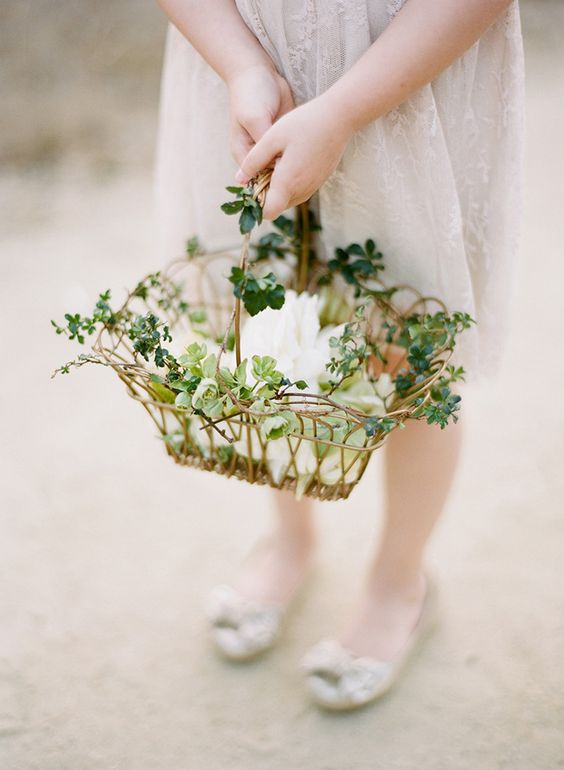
[261,179,290,221]
[261,158,293,220]
[236,128,282,185]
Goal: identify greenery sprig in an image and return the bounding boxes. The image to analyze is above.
[221,185,263,234]
[252,210,321,265]
[326,239,384,296]
[391,311,473,401]
[417,364,467,428]
[51,290,116,344]
[228,267,286,316]
[51,272,193,375]
[326,305,370,388]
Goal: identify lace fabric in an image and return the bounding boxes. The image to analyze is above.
[155,1,525,380]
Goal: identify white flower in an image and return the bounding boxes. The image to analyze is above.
[266,439,293,485]
[240,290,343,394]
[285,437,318,498]
[318,448,363,486]
[233,427,291,485]
[231,420,317,496]
[374,372,395,401]
[318,428,366,486]
[189,415,230,458]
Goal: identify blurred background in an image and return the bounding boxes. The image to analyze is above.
[1,1,563,768]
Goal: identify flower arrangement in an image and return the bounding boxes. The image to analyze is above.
[52,169,473,500]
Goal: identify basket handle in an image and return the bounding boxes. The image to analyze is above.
[232,172,267,367]
[233,169,312,366]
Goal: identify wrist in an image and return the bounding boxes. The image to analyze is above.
[318,82,377,136]
[225,58,279,89]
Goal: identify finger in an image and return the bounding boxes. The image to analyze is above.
[230,126,254,168]
[262,184,290,220]
[261,160,294,220]
[236,129,283,184]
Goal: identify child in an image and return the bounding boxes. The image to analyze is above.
[155,0,524,710]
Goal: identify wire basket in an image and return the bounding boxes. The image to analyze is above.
[84,170,466,501]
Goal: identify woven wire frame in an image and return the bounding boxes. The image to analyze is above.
[92,244,453,501]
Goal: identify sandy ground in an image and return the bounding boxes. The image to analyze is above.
[1,6,563,770]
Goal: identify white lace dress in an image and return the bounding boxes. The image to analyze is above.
[155,1,525,380]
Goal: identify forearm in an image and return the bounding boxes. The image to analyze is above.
[156,0,274,84]
[323,0,514,132]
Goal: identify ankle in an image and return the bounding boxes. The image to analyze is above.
[273,527,317,558]
[365,566,426,602]
[273,517,317,548]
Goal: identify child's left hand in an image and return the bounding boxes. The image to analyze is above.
[235,96,354,220]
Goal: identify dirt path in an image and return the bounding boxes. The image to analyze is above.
[0,6,563,770]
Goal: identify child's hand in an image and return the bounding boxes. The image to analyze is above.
[228,65,295,167]
[235,96,353,220]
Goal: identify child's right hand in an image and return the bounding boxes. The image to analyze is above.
[227,64,295,168]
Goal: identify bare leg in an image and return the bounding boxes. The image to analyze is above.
[340,414,464,659]
[231,488,317,605]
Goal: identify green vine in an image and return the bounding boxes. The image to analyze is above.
[221,185,263,234]
[228,267,286,317]
[52,179,475,447]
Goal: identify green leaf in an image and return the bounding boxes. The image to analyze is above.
[234,359,248,386]
[242,290,266,316]
[229,268,286,316]
[260,410,299,441]
[216,444,235,464]
[252,355,276,381]
[201,397,225,419]
[253,231,286,261]
[221,200,244,215]
[228,266,245,288]
[266,282,285,310]
[219,367,237,389]
[169,377,199,393]
[364,416,397,437]
[185,236,202,257]
[178,342,207,368]
[150,382,176,404]
[175,392,192,410]
[221,183,265,234]
[272,214,294,236]
[201,353,218,379]
[239,206,258,234]
[189,309,207,324]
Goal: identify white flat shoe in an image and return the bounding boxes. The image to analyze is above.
[205,584,284,661]
[299,575,439,711]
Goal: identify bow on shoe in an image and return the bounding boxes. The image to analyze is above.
[205,584,283,660]
[300,639,393,709]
